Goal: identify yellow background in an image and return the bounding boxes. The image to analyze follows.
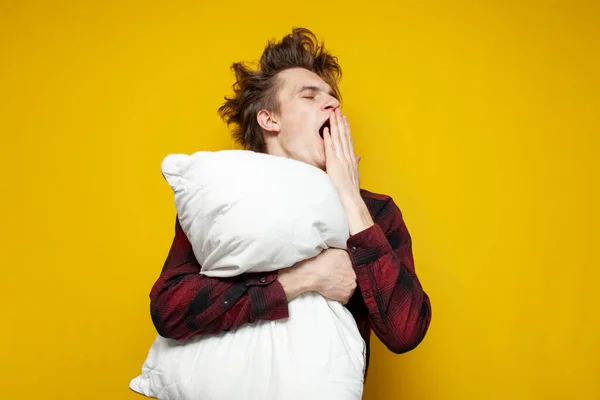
[1,1,599,399]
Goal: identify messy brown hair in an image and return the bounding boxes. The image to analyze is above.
[217,28,342,153]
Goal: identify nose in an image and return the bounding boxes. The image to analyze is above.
[322,94,340,111]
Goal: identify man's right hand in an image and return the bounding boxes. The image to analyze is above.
[277,248,357,304]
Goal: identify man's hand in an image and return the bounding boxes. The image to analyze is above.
[323,108,360,198]
[323,108,375,235]
[278,248,356,304]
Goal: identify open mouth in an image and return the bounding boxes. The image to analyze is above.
[318,119,330,139]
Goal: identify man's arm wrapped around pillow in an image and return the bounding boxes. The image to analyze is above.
[150,191,431,354]
[149,217,290,340]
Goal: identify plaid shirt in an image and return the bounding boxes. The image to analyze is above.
[149,189,432,376]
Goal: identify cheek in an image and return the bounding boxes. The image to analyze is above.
[278,105,315,148]
[284,118,312,140]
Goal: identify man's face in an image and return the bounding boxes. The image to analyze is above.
[259,68,340,170]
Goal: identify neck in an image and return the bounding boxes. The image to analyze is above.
[264,137,295,160]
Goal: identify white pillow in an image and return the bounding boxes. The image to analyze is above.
[160,149,350,276]
[129,150,366,400]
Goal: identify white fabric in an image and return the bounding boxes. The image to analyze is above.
[130,150,366,400]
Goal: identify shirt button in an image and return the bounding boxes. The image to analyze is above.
[364,292,371,298]
[350,246,357,253]
[260,277,267,283]
[223,300,229,306]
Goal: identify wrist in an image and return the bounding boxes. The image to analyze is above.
[277,262,316,301]
[340,192,374,235]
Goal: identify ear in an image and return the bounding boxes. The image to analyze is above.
[257,109,280,134]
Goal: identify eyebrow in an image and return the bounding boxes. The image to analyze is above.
[297,85,335,96]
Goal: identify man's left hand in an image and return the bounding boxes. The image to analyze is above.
[323,108,361,199]
[323,108,374,235]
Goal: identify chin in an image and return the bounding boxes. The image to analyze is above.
[313,152,326,170]
[295,150,325,170]
[315,159,326,171]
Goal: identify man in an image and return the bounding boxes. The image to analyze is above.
[149,27,432,378]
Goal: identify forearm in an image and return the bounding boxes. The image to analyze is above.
[347,201,432,353]
[278,267,312,301]
[340,192,375,235]
[355,247,431,353]
[150,264,289,340]
[152,217,292,340]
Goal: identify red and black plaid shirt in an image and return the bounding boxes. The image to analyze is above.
[149,189,432,376]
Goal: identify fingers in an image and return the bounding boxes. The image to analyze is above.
[330,109,355,163]
[334,110,347,159]
[323,126,334,160]
[344,280,357,304]
[333,109,351,161]
[328,110,342,159]
[342,115,356,164]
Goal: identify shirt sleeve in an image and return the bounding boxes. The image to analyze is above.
[149,217,289,340]
[347,197,432,353]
